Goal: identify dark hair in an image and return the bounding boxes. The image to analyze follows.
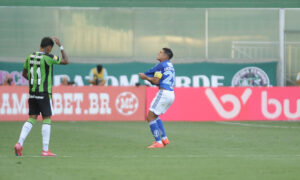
[40,37,54,48]
[163,48,173,60]
[97,64,103,73]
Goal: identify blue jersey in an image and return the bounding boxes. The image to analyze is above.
[144,60,175,91]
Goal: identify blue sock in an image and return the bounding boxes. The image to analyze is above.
[149,120,161,142]
[156,118,167,139]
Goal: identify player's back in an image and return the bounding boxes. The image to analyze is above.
[24,52,60,94]
[159,60,175,91]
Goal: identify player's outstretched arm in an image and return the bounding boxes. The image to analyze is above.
[139,73,160,85]
[52,37,69,65]
[22,69,28,80]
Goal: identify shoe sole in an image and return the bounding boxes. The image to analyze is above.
[162,141,170,146]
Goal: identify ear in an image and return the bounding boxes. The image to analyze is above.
[164,53,168,59]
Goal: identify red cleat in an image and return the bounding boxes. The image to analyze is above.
[14,143,23,156]
[162,138,170,146]
[41,150,56,157]
[147,142,164,149]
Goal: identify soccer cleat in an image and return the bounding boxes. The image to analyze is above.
[14,143,23,156]
[147,142,164,149]
[41,150,56,157]
[162,138,170,146]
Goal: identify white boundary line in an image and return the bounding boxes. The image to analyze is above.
[216,121,300,129]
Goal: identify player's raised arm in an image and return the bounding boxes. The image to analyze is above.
[52,37,69,65]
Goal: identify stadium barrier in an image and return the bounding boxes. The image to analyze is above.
[1,86,300,121]
[147,87,300,121]
[0,86,146,121]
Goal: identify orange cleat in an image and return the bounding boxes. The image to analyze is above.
[147,142,164,149]
[41,150,56,157]
[162,138,170,146]
[14,143,23,156]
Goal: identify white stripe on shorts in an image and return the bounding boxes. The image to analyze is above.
[151,90,163,110]
[50,97,54,116]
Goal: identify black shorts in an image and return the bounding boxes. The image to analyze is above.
[28,92,52,117]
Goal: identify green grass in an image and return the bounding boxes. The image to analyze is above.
[1,121,300,180]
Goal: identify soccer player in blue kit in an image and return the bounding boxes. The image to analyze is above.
[139,48,175,148]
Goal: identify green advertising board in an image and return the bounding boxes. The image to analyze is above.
[0,61,277,87]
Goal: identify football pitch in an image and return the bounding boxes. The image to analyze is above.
[1,121,300,180]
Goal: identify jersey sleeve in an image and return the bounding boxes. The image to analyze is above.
[45,54,62,65]
[144,63,161,77]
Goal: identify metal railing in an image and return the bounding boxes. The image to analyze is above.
[231,40,300,85]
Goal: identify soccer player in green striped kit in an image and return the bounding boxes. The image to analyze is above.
[14,37,69,156]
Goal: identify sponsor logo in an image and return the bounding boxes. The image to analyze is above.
[115,92,139,116]
[205,88,252,119]
[0,93,28,115]
[261,91,300,119]
[231,67,270,87]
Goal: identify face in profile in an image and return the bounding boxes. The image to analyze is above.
[157,49,168,61]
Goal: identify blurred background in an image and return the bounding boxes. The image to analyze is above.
[0,0,300,85]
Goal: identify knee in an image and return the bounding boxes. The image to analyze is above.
[42,117,51,124]
[147,117,153,123]
[147,111,157,123]
[27,117,37,125]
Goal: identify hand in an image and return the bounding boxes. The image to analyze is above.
[52,36,61,46]
[139,73,147,80]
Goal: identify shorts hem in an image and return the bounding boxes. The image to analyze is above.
[149,108,161,116]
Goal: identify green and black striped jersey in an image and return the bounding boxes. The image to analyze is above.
[23,52,61,93]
